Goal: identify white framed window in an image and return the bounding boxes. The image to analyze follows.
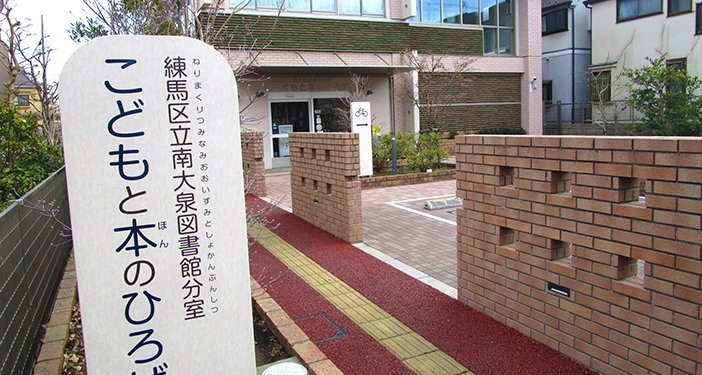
[668,0,691,16]
[14,95,30,107]
[616,0,662,21]
[542,8,568,35]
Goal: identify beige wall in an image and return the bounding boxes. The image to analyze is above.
[518,0,543,135]
[591,1,702,100]
[238,76,391,169]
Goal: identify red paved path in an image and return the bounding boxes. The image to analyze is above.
[249,196,597,375]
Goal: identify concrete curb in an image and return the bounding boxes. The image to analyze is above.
[33,251,344,374]
[251,278,344,375]
[360,169,456,189]
[33,251,77,375]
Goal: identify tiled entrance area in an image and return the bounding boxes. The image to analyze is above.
[265,170,458,294]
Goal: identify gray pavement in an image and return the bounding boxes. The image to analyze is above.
[263,169,459,298]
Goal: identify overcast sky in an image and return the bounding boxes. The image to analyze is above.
[13,0,88,81]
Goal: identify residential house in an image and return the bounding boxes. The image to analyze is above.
[0,44,9,102]
[586,0,702,102]
[197,0,542,168]
[541,0,592,126]
[13,73,39,114]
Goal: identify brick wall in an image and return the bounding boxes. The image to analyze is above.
[289,133,363,243]
[418,73,522,132]
[241,131,267,197]
[440,138,456,155]
[456,135,702,375]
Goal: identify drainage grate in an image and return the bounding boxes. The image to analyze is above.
[424,197,462,211]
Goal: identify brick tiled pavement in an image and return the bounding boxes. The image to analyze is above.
[265,169,458,293]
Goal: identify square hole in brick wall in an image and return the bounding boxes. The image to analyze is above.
[635,259,645,284]
[549,171,572,194]
[310,148,317,160]
[498,167,515,186]
[324,149,331,161]
[325,183,332,194]
[547,239,571,261]
[614,177,642,203]
[639,179,649,200]
[498,227,515,246]
[613,255,641,282]
[312,179,318,191]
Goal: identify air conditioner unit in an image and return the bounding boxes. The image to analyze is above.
[401,0,417,20]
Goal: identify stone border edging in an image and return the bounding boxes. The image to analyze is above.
[33,253,343,375]
[361,169,456,189]
[251,278,344,375]
[33,251,77,375]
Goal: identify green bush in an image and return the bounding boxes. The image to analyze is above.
[623,55,702,136]
[407,132,448,171]
[372,132,414,172]
[477,126,527,135]
[0,103,63,210]
[372,131,448,173]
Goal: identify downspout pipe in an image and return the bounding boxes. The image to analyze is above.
[571,2,576,107]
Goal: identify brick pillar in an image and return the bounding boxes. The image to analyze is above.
[241,131,266,197]
[289,133,363,243]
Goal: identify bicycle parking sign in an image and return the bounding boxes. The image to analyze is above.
[351,101,373,176]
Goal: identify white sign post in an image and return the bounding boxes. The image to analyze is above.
[60,36,255,374]
[350,101,373,177]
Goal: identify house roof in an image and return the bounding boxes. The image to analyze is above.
[542,0,572,10]
[13,72,33,88]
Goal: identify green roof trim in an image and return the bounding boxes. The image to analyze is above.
[205,14,482,55]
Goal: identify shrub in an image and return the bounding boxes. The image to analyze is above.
[407,131,448,171]
[0,103,63,210]
[372,132,413,172]
[477,126,527,135]
[372,131,449,173]
[623,54,702,136]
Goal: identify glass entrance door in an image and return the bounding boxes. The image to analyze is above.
[270,101,311,165]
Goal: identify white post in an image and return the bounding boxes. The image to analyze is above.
[351,101,373,177]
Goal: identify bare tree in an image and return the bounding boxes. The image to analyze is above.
[20,18,61,145]
[0,1,26,105]
[398,51,474,132]
[0,2,60,145]
[69,0,188,40]
[587,34,636,135]
[70,0,280,125]
[328,73,375,132]
[589,68,629,135]
[70,0,279,78]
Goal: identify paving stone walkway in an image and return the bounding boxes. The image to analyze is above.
[265,170,458,294]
